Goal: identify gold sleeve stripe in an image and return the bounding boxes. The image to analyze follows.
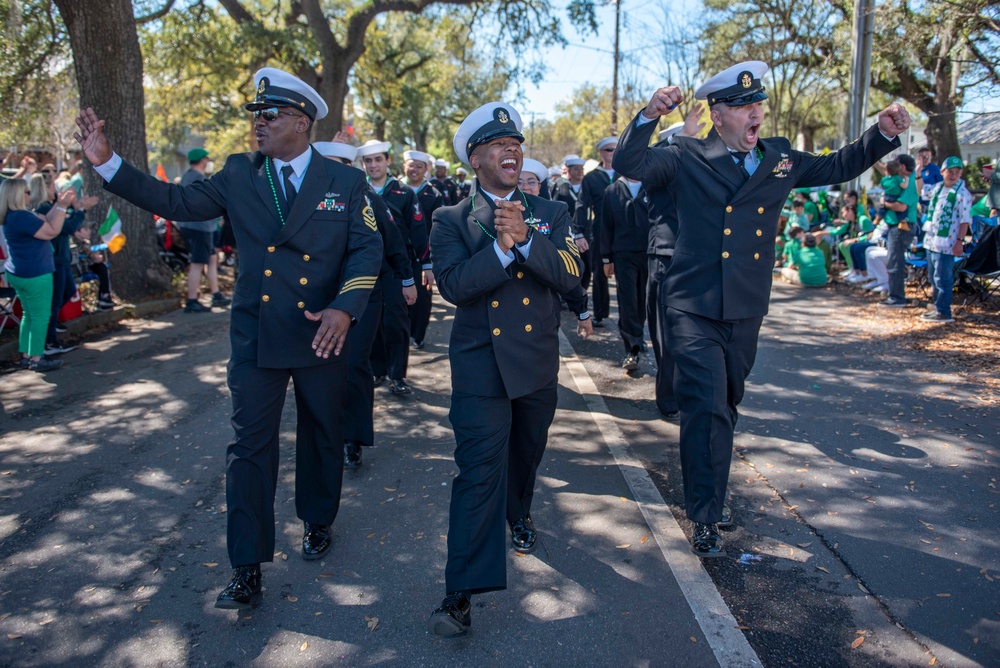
[341,283,375,294]
[565,236,580,257]
[558,250,580,277]
[362,206,378,232]
[343,276,377,287]
[342,278,377,290]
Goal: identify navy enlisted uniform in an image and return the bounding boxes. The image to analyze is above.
[358,140,427,396]
[81,68,384,607]
[613,61,904,557]
[647,122,685,421]
[402,149,444,349]
[601,177,651,370]
[314,142,415,469]
[577,138,619,324]
[427,102,582,637]
[430,158,460,206]
[554,154,585,220]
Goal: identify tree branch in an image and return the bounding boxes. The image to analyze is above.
[135,0,178,24]
[217,0,256,25]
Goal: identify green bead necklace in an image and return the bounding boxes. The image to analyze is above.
[264,157,286,226]
[470,190,534,240]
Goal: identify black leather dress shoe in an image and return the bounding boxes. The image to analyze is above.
[691,523,724,558]
[592,318,605,328]
[373,375,386,386]
[718,504,733,529]
[661,410,680,423]
[215,565,262,609]
[509,516,537,553]
[428,592,471,637]
[344,442,362,469]
[389,378,412,395]
[302,523,332,560]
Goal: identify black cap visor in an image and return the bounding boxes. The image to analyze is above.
[467,124,525,157]
[245,86,317,120]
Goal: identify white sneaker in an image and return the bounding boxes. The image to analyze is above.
[859,279,879,289]
[869,284,888,293]
[847,273,870,283]
[839,269,854,278]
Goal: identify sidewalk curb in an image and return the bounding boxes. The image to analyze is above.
[1,297,179,362]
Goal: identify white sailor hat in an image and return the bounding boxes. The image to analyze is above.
[434,159,450,169]
[357,140,392,157]
[313,142,358,163]
[596,137,618,151]
[521,158,549,183]
[403,150,432,165]
[548,165,561,177]
[562,154,586,167]
[584,158,599,174]
[695,60,769,107]
[246,67,328,121]
[456,166,468,175]
[453,102,524,165]
[658,122,685,142]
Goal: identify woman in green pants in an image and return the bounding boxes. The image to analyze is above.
[0,178,76,371]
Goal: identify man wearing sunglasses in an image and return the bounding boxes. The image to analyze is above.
[74,67,383,611]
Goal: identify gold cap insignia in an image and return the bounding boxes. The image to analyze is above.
[258,78,267,94]
[498,109,509,124]
[740,73,752,89]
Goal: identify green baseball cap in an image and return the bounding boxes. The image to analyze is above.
[187,148,209,162]
[942,156,963,169]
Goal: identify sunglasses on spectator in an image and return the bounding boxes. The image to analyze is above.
[41,169,55,174]
[600,147,616,152]
[252,107,303,122]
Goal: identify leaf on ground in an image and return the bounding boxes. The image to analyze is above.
[936,593,951,597]
[365,615,379,631]
[616,544,631,549]
[858,583,870,593]
[640,535,648,544]
[300,641,308,652]
[690,637,698,643]
[851,636,865,649]
[203,563,218,567]
[797,542,812,548]
[384,488,396,492]
[816,566,829,573]
[7,634,22,639]
[287,596,298,602]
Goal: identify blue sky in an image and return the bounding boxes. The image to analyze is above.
[517,0,999,123]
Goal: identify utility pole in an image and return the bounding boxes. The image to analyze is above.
[846,0,874,191]
[529,112,535,158]
[610,0,621,136]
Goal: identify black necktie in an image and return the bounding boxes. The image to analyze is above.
[732,152,751,181]
[281,165,297,213]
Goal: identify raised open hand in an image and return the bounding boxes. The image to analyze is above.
[73,107,114,166]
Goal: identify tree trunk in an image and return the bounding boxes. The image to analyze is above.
[923,102,961,160]
[315,57,352,140]
[55,0,173,301]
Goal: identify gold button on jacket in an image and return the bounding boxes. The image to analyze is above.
[756,229,763,236]
[297,301,305,308]
[492,328,501,336]
[300,277,308,285]
[516,271,524,279]
[262,295,270,302]
[264,269,272,277]
[725,205,733,213]
[724,228,731,236]
[722,251,730,259]
[491,300,499,308]
[524,324,532,332]
[267,246,275,252]
[303,254,310,261]
[757,207,765,214]
[522,297,530,305]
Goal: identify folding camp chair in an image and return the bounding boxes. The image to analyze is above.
[0,286,20,337]
[957,225,1000,305]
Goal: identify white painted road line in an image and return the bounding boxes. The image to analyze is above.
[558,331,762,667]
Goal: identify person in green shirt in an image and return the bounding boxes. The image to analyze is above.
[970,192,997,243]
[782,225,805,266]
[780,233,828,286]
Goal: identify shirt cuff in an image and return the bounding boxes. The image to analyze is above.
[879,129,897,142]
[93,153,123,182]
[514,234,533,259]
[421,263,433,271]
[494,241,515,268]
[577,310,591,321]
[636,113,656,127]
[402,278,416,287]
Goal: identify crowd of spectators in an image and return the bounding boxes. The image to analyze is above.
[773,150,999,322]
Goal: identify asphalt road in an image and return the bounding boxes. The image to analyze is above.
[0,280,996,667]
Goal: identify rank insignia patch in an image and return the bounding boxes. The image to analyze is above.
[362,205,378,232]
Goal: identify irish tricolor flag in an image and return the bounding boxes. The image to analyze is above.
[98,206,126,253]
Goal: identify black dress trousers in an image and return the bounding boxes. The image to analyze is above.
[445,384,558,595]
[665,308,762,525]
[614,250,648,354]
[408,258,433,344]
[344,278,384,446]
[370,277,410,380]
[226,353,348,567]
[647,255,677,414]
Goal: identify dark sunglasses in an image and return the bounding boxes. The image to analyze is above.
[252,107,303,122]
[600,147,616,152]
